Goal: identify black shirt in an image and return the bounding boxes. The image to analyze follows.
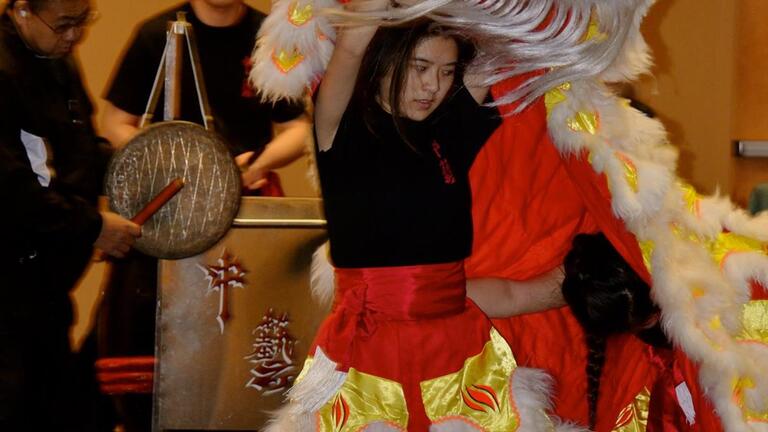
[317,87,500,268]
[105,2,305,156]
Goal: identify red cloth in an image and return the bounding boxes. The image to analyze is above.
[258,171,285,197]
[465,75,656,429]
[310,262,495,431]
[466,75,649,284]
[753,280,768,300]
[94,356,155,395]
[646,347,724,432]
[466,79,598,281]
[593,336,658,431]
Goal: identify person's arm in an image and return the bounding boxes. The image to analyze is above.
[0,80,140,257]
[102,23,160,148]
[237,115,311,190]
[467,267,566,318]
[1,153,140,258]
[314,0,389,151]
[101,101,141,149]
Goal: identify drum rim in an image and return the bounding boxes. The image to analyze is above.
[105,121,242,259]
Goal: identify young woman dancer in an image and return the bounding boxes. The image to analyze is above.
[266,2,573,431]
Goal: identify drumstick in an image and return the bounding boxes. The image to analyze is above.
[96,178,185,261]
[131,177,185,225]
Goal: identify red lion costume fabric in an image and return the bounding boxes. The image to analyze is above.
[466,75,725,431]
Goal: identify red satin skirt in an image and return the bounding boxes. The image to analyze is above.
[309,261,498,431]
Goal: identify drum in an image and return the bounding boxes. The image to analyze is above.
[105,121,241,259]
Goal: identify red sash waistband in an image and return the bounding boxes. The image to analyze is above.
[334,261,467,321]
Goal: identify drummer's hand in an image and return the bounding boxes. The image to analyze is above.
[235,151,268,190]
[95,211,142,259]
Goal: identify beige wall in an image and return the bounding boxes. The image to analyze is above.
[632,0,737,196]
[71,0,314,346]
[633,0,768,205]
[732,0,768,205]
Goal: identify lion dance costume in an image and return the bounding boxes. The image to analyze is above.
[250,1,768,431]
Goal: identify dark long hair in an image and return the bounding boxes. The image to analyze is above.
[354,19,476,147]
[561,233,667,428]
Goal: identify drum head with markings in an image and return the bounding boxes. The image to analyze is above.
[105,121,241,259]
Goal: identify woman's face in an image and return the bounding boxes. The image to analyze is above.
[379,36,459,121]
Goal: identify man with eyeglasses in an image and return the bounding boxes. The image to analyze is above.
[96,2,310,430]
[0,0,140,429]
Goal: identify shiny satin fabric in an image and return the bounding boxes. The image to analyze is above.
[334,263,467,323]
[613,387,650,432]
[316,364,409,431]
[421,329,520,430]
[741,300,768,344]
[306,262,521,431]
[302,328,522,432]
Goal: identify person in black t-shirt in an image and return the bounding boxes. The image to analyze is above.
[102,0,310,191]
[94,2,309,431]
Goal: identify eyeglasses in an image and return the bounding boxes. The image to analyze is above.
[32,9,100,35]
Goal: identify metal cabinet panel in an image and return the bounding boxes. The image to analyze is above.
[154,197,328,431]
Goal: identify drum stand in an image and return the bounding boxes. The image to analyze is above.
[140,11,215,131]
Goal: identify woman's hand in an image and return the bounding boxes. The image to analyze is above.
[315,0,392,151]
[236,152,268,190]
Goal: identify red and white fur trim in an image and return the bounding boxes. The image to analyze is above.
[544,31,768,432]
[250,0,341,102]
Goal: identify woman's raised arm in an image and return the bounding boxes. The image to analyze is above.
[315,0,390,151]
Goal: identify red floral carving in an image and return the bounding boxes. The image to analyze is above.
[200,249,246,333]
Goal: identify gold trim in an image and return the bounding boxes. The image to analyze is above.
[422,329,521,430]
[612,387,651,432]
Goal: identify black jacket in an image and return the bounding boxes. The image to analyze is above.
[0,14,109,324]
